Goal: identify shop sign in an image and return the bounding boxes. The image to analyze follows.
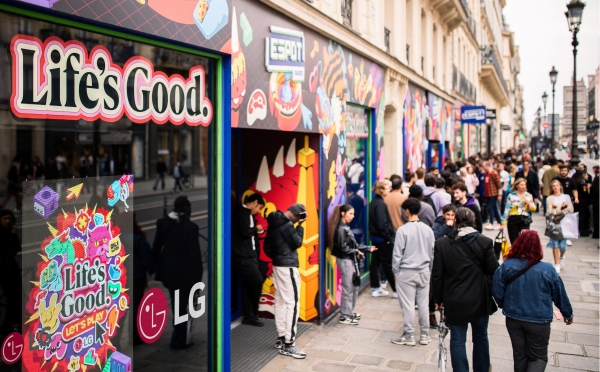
[11,35,213,126]
[460,105,486,124]
[265,26,305,81]
[346,106,368,138]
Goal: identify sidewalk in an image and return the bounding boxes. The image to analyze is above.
[261,216,600,372]
[133,175,207,198]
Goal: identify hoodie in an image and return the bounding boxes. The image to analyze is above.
[453,194,483,233]
[424,186,451,216]
[265,210,304,267]
[432,216,455,240]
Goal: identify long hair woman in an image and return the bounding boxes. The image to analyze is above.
[501,178,536,244]
[546,180,573,274]
[328,204,376,325]
[492,231,573,372]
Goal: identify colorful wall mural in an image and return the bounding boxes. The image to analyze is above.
[427,92,454,167]
[403,84,428,172]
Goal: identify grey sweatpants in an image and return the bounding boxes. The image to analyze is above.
[337,258,358,318]
[395,270,431,337]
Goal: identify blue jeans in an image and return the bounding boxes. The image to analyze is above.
[542,195,547,215]
[449,316,490,372]
[486,197,502,225]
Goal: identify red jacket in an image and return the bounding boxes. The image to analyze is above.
[485,170,502,197]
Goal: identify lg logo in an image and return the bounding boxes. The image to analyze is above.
[174,282,206,325]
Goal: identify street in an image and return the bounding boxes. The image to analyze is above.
[261,215,600,372]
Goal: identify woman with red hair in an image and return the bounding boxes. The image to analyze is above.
[492,230,573,372]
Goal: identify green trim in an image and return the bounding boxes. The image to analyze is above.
[214,59,224,372]
[0,4,219,60]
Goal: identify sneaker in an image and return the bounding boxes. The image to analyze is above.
[566,240,573,246]
[391,291,399,299]
[429,313,438,329]
[484,223,494,230]
[559,258,565,267]
[391,335,416,346]
[275,337,285,349]
[553,264,561,274]
[372,288,390,297]
[493,224,501,231]
[380,280,388,289]
[280,344,306,359]
[351,313,361,320]
[339,316,359,325]
[420,334,432,345]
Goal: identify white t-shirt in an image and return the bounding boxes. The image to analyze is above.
[500,170,510,192]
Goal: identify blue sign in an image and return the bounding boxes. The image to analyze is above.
[461,106,486,124]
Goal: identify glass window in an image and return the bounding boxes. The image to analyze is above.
[0,12,216,370]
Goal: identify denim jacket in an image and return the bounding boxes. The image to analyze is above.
[492,258,573,324]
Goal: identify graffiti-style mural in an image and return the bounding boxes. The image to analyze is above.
[427,93,454,167]
[403,84,428,172]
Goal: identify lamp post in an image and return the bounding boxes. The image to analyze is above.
[565,0,585,166]
[549,66,558,154]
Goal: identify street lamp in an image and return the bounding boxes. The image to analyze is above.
[565,0,585,166]
[549,66,558,154]
[542,92,548,142]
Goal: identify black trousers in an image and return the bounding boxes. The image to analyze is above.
[232,256,263,319]
[173,177,183,191]
[507,216,530,244]
[369,241,396,292]
[478,195,489,223]
[168,286,191,348]
[593,199,599,238]
[575,202,590,237]
[506,317,551,372]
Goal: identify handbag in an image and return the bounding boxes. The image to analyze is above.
[560,212,579,240]
[352,254,361,287]
[545,212,564,240]
[454,238,498,315]
[493,230,504,260]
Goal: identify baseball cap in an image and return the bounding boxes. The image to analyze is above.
[287,203,306,217]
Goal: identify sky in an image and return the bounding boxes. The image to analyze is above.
[504,0,600,130]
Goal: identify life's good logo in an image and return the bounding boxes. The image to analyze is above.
[10,35,213,126]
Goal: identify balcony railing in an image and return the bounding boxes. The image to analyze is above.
[481,45,509,95]
[384,28,390,53]
[341,0,353,27]
[452,64,476,102]
[460,0,477,40]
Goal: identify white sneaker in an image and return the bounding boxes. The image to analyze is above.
[493,224,501,231]
[391,292,399,299]
[372,288,390,297]
[380,280,388,289]
[553,264,561,274]
[566,240,573,246]
[485,223,494,230]
[559,258,565,267]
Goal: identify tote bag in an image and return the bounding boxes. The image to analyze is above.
[560,212,579,240]
[545,215,564,240]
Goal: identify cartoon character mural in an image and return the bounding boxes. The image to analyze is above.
[403,84,428,172]
[221,7,246,128]
[427,93,455,167]
[22,178,132,371]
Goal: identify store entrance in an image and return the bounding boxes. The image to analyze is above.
[229,129,319,371]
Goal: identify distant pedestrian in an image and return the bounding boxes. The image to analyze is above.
[402,172,416,195]
[171,159,184,193]
[415,168,426,189]
[541,158,560,215]
[328,204,377,325]
[482,161,502,230]
[546,180,573,273]
[0,156,22,210]
[452,183,483,233]
[385,175,407,231]
[515,159,540,210]
[423,175,450,216]
[502,178,536,244]
[572,169,590,237]
[493,231,573,372]
[152,196,203,350]
[391,198,435,347]
[461,164,479,195]
[368,181,397,298]
[153,156,167,191]
[432,207,498,372]
[266,204,307,359]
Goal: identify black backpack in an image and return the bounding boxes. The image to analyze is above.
[423,194,437,214]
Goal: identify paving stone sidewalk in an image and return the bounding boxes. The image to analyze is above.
[261,216,600,372]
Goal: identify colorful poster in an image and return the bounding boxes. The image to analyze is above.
[22,177,133,371]
[403,84,428,172]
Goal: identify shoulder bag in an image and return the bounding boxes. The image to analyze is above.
[506,261,540,286]
[454,238,498,315]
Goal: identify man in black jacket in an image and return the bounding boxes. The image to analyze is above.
[368,180,397,298]
[516,159,540,206]
[153,156,167,191]
[431,207,498,372]
[266,204,307,359]
[232,193,265,327]
[152,196,203,350]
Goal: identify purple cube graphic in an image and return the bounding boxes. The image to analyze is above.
[110,351,132,372]
[33,186,58,219]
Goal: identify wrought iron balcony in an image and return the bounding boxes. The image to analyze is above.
[452,64,476,102]
[341,0,353,27]
[480,46,509,106]
[481,46,509,95]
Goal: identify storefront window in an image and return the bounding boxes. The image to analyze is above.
[0,12,216,370]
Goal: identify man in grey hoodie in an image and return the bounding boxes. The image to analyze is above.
[391,198,436,347]
[423,175,451,216]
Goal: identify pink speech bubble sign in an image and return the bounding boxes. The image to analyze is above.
[2,332,23,365]
[137,288,169,344]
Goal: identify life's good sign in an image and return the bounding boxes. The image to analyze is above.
[10,35,213,126]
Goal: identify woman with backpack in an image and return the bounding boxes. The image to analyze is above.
[328,204,377,325]
[492,230,573,372]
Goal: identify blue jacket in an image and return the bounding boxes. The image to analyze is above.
[432,216,455,240]
[477,172,486,197]
[492,258,573,324]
